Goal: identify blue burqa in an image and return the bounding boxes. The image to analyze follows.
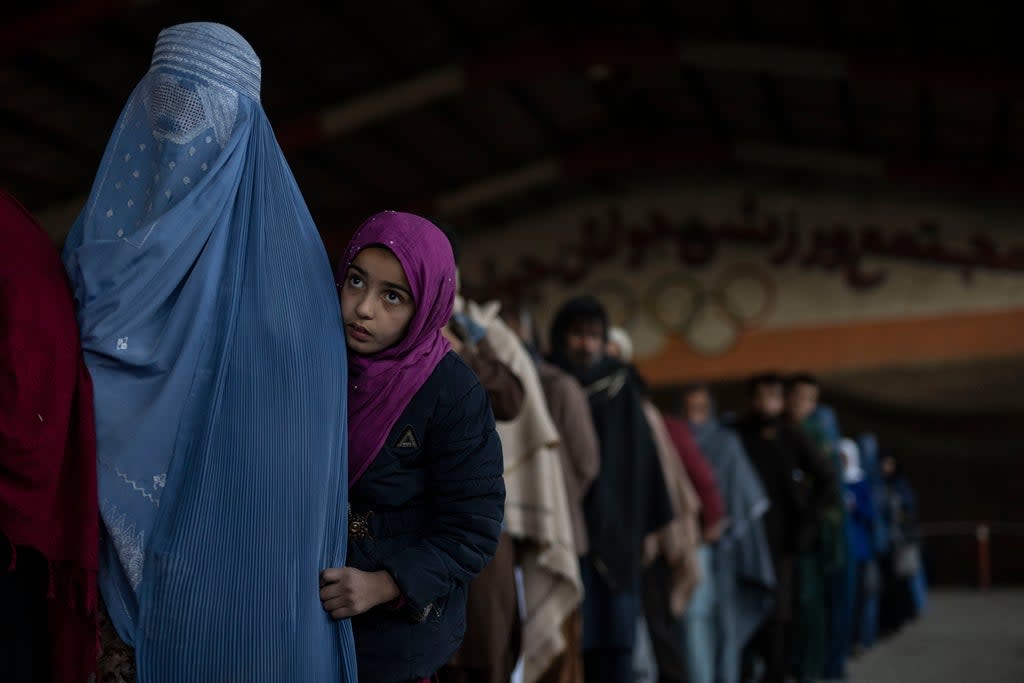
[62,22,357,682]
[857,433,890,556]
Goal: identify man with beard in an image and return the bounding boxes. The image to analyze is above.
[549,297,674,683]
[736,374,837,683]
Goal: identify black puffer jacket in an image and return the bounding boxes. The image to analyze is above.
[347,351,505,683]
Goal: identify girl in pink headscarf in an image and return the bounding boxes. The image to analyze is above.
[319,211,505,683]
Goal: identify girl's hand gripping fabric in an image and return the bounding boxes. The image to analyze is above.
[320,567,402,619]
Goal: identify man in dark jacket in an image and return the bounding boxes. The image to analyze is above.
[549,296,674,683]
[785,373,847,682]
[736,373,837,683]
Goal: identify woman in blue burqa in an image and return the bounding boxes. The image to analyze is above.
[62,22,357,682]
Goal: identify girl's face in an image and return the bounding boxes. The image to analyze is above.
[340,246,415,355]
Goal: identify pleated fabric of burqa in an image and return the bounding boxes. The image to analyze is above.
[62,22,357,682]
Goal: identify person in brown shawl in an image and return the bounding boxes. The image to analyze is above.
[535,361,600,683]
[439,231,525,683]
[458,299,583,683]
[501,303,600,683]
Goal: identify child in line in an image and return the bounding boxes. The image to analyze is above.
[320,211,506,683]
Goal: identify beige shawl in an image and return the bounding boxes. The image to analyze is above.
[642,400,703,617]
[467,300,582,683]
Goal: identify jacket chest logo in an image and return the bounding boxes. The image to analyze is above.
[394,426,420,450]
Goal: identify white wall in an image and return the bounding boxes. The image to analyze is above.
[462,187,1024,359]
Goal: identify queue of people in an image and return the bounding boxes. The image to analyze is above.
[434,304,929,683]
[0,21,926,683]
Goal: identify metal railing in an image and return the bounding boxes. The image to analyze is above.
[917,521,1024,590]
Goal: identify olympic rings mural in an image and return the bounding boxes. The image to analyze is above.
[578,263,777,357]
[473,196,1024,357]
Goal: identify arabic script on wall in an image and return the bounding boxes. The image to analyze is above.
[479,195,1024,303]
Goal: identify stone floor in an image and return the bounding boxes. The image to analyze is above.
[845,589,1024,683]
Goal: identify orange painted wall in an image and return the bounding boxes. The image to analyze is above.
[636,307,1024,384]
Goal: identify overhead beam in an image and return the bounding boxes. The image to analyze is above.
[681,42,846,80]
[435,100,509,168]
[760,73,793,144]
[837,80,861,150]
[424,0,576,161]
[436,160,561,215]
[918,88,937,160]
[275,38,1024,155]
[504,84,570,153]
[991,95,1013,164]
[432,137,1024,218]
[275,67,464,149]
[418,1,526,173]
[588,71,677,137]
[301,149,387,200]
[35,134,1024,243]
[370,127,458,193]
[682,67,730,142]
[34,32,1024,222]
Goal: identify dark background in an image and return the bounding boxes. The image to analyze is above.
[3,0,1022,584]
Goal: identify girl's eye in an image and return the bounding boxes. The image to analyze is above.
[348,275,363,288]
[384,291,403,305]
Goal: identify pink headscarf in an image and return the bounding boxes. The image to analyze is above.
[338,211,456,486]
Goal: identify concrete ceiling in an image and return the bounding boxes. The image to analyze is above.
[3,0,1023,248]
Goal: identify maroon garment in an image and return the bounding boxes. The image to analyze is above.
[0,191,99,683]
[662,414,726,534]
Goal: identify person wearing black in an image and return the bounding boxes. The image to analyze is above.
[736,373,838,683]
[548,297,674,683]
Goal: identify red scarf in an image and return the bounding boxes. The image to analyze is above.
[0,191,99,682]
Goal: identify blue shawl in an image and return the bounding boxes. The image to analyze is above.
[858,433,890,555]
[63,22,356,681]
[691,417,775,683]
